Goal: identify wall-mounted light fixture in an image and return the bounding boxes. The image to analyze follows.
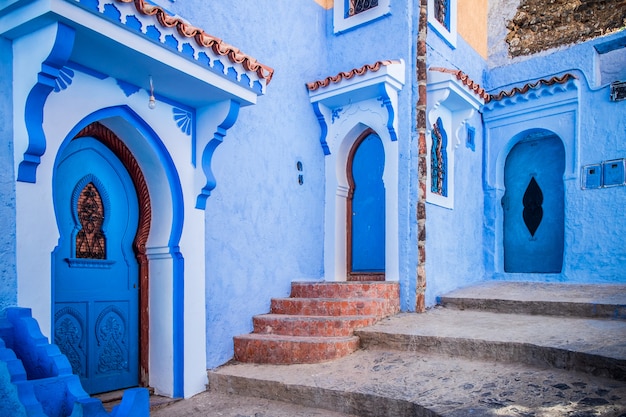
[149,76,156,109]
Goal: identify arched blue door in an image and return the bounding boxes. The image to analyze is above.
[53,137,139,394]
[348,131,385,281]
[503,134,565,273]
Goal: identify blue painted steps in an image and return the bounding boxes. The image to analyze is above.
[0,307,148,417]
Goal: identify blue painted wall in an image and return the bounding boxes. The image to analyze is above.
[321,2,420,311]
[485,31,626,283]
[425,31,489,305]
[165,0,423,365]
[168,1,331,367]
[0,37,17,314]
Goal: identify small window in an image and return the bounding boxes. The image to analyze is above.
[428,0,457,48]
[334,0,391,33]
[76,182,106,259]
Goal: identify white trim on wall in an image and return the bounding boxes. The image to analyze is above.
[334,0,391,33]
[427,0,457,48]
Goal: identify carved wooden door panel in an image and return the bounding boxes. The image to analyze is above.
[503,135,565,273]
[347,131,385,281]
[52,137,139,394]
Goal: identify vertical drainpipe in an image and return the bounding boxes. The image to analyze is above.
[416,0,428,312]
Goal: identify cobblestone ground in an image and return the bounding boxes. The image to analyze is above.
[151,391,358,417]
[207,349,626,417]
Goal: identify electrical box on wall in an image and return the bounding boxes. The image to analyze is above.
[610,81,626,102]
[603,159,626,186]
[582,164,602,189]
[582,159,626,189]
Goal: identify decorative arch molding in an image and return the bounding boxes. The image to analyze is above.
[8,0,269,199]
[426,68,486,209]
[483,74,579,189]
[5,0,261,399]
[307,60,405,283]
[482,73,579,278]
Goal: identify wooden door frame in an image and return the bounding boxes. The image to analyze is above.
[346,128,385,282]
[72,122,152,387]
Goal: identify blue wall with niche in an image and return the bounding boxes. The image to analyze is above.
[424,30,489,306]
[321,1,420,311]
[484,30,626,283]
[166,1,331,367]
[164,0,423,365]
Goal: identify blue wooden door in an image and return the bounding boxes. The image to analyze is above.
[503,135,565,273]
[349,133,385,279]
[53,137,139,394]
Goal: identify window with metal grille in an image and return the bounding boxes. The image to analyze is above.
[334,0,390,33]
[430,117,448,197]
[347,0,379,17]
[75,182,106,259]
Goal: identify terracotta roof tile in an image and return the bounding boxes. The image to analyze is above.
[116,0,274,84]
[306,60,402,91]
[488,73,577,103]
[429,67,489,102]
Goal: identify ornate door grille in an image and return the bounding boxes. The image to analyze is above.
[76,182,106,259]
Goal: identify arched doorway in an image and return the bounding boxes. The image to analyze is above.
[52,122,151,394]
[347,129,385,281]
[503,132,565,273]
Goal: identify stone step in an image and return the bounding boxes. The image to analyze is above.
[232,281,400,365]
[439,281,626,319]
[356,310,626,381]
[253,314,378,337]
[209,348,626,417]
[270,297,395,317]
[233,334,360,364]
[290,281,400,301]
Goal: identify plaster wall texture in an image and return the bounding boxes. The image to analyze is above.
[487,0,523,67]
[168,1,331,367]
[0,361,26,417]
[484,31,626,283]
[424,32,489,305]
[457,0,488,58]
[167,0,423,367]
[0,37,17,314]
[5,11,232,393]
[321,2,420,311]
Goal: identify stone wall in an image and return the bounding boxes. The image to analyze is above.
[506,0,626,57]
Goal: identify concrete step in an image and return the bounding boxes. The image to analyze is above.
[291,281,400,300]
[357,309,626,381]
[440,281,626,319]
[253,314,378,337]
[270,297,395,317]
[217,282,626,415]
[209,349,626,417]
[233,334,360,364]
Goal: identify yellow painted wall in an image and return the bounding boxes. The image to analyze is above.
[457,0,488,58]
[314,0,333,9]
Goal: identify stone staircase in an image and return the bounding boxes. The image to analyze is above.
[211,281,626,417]
[233,281,400,364]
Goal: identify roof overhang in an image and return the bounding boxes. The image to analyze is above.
[0,0,272,108]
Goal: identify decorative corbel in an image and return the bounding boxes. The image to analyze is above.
[195,100,240,209]
[18,23,76,183]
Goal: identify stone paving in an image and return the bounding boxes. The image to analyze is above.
[153,282,626,416]
[207,345,626,417]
